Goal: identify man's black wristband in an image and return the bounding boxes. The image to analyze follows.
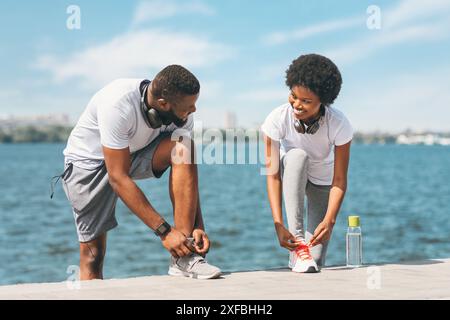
[154,221,171,238]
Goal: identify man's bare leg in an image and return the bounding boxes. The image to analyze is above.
[152,136,221,279]
[169,166,199,236]
[79,233,107,280]
[152,137,198,237]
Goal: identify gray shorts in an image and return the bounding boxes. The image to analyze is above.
[61,133,170,243]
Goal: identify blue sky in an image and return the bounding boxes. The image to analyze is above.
[1,0,449,132]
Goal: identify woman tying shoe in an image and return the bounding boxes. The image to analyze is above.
[261,54,353,273]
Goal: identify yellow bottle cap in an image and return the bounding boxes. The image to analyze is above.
[348,216,360,227]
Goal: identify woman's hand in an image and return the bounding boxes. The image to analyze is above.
[275,223,301,251]
[308,219,335,247]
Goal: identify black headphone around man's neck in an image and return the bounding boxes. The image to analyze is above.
[140,79,167,129]
[139,79,188,129]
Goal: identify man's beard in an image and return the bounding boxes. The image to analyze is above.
[158,109,188,127]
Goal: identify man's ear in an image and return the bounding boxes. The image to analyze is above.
[156,98,170,111]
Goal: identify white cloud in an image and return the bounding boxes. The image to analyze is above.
[197,81,223,101]
[0,89,21,100]
[232,67,450,131]
[256,63,288,82]
[235,87,288,103]
[26,1,229,121]
[339,67,450,132]
[132,0,214,25]
[324,22,447,66]
[0,87,88,121]
[262,16,363,46]
[324,0,450,66]
[34,29,234,87]
[262,0,450,47]
[384,0,450,29]
[261,0,450,66]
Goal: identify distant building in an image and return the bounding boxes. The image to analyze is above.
[396,134,450,146]
[224,111,237,129]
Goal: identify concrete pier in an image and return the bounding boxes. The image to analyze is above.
[0,258,449,300]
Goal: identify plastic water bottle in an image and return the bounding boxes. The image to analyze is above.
[346,215,363,267]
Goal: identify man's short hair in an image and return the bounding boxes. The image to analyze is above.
[151,65,200,103]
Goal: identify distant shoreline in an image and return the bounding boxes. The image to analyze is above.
[1,125,449,145]
[1,141,449,147]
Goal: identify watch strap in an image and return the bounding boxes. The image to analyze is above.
[154,221,171,237]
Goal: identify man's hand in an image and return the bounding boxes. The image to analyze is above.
[308,219,335,247]
[161,227,194,258]
[192,229,210,256]
[275,223,301,251]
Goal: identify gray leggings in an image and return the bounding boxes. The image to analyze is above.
[281,148,331,267]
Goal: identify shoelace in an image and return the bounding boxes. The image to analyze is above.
[177,254,206,270]
[190,255,206,268]
[294,243,313,261]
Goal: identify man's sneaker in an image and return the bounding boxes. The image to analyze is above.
[289,241,319,273]
[168,253,222,280]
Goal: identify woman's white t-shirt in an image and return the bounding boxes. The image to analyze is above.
[261,103,353,185]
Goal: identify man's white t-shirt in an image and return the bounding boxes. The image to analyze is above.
[63,78,194,169]
[261,103,353,185]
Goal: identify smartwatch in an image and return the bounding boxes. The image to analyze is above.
[154,220,171,238]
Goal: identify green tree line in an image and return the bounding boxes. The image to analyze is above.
[1,125,443,144]
[0,126,73,143]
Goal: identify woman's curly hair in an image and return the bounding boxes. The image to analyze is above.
[285,54,342,106]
